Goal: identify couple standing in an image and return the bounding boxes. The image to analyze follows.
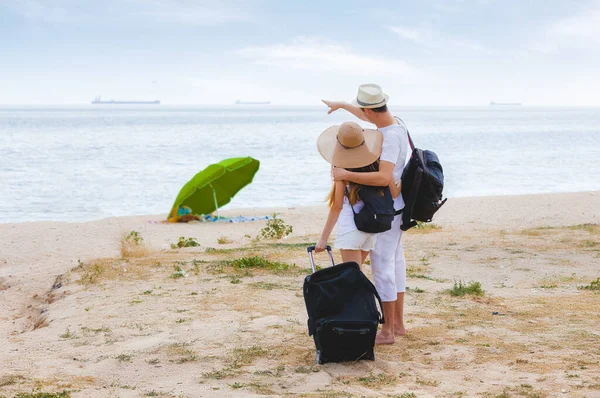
[315,84,411,345]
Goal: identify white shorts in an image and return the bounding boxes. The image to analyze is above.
[334,230,377,251]
[370,214,406,301]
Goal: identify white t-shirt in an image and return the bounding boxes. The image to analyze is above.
[379,119,411,211]
[336,186,364,235]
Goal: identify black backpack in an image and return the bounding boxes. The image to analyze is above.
[345,186,402,233]
[400,127,447,231]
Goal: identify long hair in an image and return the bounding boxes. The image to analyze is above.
[326,161,380,207]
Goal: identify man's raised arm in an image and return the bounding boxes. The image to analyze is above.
[333,161,394,187]
[322,100,369,122]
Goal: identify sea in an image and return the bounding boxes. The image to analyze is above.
[1,105,599,223]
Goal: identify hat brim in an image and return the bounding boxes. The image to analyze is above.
[350,93,389,109]
[317,125,383,168]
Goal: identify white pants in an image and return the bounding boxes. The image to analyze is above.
[370,214,406,302]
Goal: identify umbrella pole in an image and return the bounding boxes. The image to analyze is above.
[212,187,219,219]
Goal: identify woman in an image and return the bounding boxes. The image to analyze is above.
[315,121,400,266]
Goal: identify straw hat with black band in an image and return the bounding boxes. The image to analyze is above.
[317,121,383,169]
[350,83,389,109]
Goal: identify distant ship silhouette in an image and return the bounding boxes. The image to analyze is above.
[92,96,160,105]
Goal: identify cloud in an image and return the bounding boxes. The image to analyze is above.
[136,0,251,25]
[388,26,488,53]
[1,0,251,25]
[2,0,84,23]
[235,36,423,80]
[529,4,600,54]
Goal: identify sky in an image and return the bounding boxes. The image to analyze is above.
[1,0,600,106]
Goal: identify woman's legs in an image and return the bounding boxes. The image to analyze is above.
[340,249,362,265]
[361,250,370,265]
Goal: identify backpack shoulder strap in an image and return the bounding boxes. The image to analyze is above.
[394,116,415,151]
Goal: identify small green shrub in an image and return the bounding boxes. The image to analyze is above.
[415,221,442,230]
[171,236,200,249]
[15,391,71,398]
[449,280,484,296]
[169,265,188,279]
[229,256,290,271]
[578,277,600,291]
[120,231,149,258]
[58,327,77,339]
[125,231,143,245]
[258,214,293,240]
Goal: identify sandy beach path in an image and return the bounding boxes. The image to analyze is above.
[1,191,599,397]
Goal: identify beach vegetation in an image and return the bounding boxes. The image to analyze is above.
[0,374,25,387]
[58,327,77,339]
[164,342,198,364]
[567,223,600,233]
[120,231,149,258]
[416,377,440,387]
[230,256,290,271]
[229,346,271,368]
[33,315,49,330]
[14,391,71,398]
[264,241,315,249]
[78,263,104,285]
[217,236,232,244]
[116,353,132,362]
[414,221,442,230]
[578,277,600,291]
[169,265,187,279]
[357,372,397,387]
[258,214,293,240]
[449,280,485,296]
[170,236,200,249]
[202,369,236,380]
[248,281,283,290]
[80,326,111,335]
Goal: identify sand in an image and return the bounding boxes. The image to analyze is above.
[1,191,599,397]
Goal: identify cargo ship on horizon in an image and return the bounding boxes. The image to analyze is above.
[92,96,160,105]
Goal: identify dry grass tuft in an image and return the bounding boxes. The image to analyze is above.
[119,230,150,258]
[32,314,50,330]
[0,374,25,387]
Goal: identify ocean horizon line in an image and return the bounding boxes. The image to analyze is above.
[2,103,600,109]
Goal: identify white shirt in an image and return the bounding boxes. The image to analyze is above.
[336,186,364,235]
[378,119,411,211]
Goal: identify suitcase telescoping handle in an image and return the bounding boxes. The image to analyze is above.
[306,245,335,273]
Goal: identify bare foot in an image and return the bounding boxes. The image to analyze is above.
[375,331,395,345]
[394,325,407,336]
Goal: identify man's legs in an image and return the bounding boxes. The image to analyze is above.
[394,228,407,335]
[370,217,402,344]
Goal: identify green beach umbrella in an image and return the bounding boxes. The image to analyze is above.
[169,156,260,219]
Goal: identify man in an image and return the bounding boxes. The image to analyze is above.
[322,83,411,344]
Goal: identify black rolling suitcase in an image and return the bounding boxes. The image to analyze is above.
[303,246,385,364]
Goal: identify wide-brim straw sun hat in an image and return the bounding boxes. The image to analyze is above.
[350,83,389,108]
[317,121,383,168]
